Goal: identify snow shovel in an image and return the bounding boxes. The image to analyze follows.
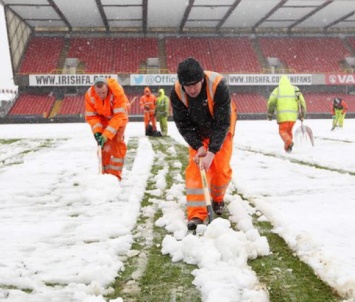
[295,99,314,147]
[295,121,314,146]
[199,159,213,224]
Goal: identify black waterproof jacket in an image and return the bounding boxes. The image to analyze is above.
[170,76,231,154]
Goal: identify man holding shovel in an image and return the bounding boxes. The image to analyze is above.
[170,57,237,231]
[331,97,348,131]
[267,75,307,153]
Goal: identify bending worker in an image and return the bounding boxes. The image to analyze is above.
[331,97,348,130]
[170,57,237,231]
[84,77,129,181]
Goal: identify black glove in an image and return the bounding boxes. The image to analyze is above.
[267,113,273,121]
[94,132,102,144]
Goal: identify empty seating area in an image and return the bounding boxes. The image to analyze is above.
[208,38,261,73]
[17,35,355,75]
[18,37,64,74]
[165,37,215,72]
[67,37,159,73]
[165,37,261,73]
[57,95,85,116]
[232,93,267,114]
[8,93,55,116]
[114,38,159,73]
[258,37,350,73]
[67,38,115,73]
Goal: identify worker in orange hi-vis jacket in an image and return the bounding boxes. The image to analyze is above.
[84,76,129,181]
[140,86,157,135]
[331,97,348,130]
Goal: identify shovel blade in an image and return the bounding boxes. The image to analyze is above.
[295,124,314,147]
[304,125,314,146]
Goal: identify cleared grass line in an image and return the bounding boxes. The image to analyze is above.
[107,137,200,301]
[237,145,355,176]
[108,137,343,302]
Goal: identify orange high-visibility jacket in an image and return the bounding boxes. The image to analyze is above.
[140,87,156,112]
[85,78,128,140]
[332,100,348,115]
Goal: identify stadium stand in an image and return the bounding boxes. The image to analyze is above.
[258,37,351,73]
[165,37,262,73]
[113,38,159,73]
[208,38,262,73]
[165,37,215,73]
[57,95,85,116]
[232,92,267,114]
[8,93,55,117]
[4,35,355,122]
[18,37,64,74]
[66,37,159,73]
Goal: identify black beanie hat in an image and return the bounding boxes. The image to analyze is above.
[177,57,204,86]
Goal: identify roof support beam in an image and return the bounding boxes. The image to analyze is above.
[95,0,109,32]
[179,0,195,33]
[325,10,355,31]
[216,0,242,32]
[288,1,332,32]
[142,0,148,34]
[47,0,71,31]
[252,0,287,32]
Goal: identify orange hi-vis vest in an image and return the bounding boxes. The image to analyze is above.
[174,71,237,136]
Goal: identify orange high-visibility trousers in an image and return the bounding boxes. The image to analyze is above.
[144,111,157,131]
[102,126,127,180]
[279,121,295,151]
[185,133,233,221]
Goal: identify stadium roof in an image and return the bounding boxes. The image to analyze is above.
[1,0,355,35]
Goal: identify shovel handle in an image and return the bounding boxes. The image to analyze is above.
[97,145,103,174]
[199,159,213,223]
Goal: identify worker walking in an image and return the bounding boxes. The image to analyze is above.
[267,75,307,153]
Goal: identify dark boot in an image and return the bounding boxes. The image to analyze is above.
[212,200,225,216]
[187,217,203,231]
[286,142,294,153]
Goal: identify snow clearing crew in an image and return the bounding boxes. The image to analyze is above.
[85,76,129,181]
[170,57,237,231]
[267,75,307,153]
